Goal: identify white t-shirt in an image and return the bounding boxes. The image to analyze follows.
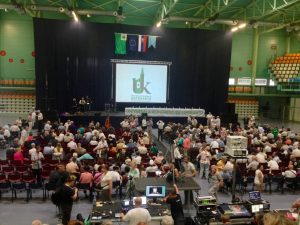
[182,162,196,177]
[108,171,121,182]
[254,169,264,185]
[268,160,279,170]
[67,141,77,150]
[101,172,112,190]
[256,152,267,163]
[122,208,151,225]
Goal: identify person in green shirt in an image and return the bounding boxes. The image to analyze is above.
[150,143,158,155]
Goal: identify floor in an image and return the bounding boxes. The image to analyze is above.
[0,114,300,225]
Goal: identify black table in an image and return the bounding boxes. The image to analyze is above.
[134,177,201,192]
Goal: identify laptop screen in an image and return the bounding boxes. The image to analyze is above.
[249,191,261,201]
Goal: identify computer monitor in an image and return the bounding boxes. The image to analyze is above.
[146,186,166,198]
[251,204,263,213]
[249,191,261,201]
[133,196,147,205]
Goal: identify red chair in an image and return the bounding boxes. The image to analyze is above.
[2,166,14,176]
[23,174,44,201]
[10,160,23,166]
[0,173,11,200]
[8,173,26,201]
[15,166,29,175]
[41,170,51,182]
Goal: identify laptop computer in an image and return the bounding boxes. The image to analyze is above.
[248,191,262,203]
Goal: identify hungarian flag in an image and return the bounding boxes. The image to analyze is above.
[138,35,148,52]
[115,33,127,55]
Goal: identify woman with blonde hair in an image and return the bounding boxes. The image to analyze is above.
[263,212,297,225]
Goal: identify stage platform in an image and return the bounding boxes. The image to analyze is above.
[59,111,206,127]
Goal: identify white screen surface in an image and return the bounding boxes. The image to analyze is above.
[115,63,168,103]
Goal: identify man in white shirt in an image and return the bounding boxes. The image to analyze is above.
[256,149,267,163]
[29,143,37,156]
[132,153,142,165]
[267,156,279,170]
[67,139,77,150]
[145,160,158,175]
[292,147,300,158]
[121,197,151,225]
[93,137,108,157]
[108,166,122,182]
[44,121,52,132]
[157,120,165,141]
[138,144,148,155]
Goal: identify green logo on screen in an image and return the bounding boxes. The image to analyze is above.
[133,68,151,94]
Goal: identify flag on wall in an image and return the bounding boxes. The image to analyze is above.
[148,36,157,48]
[138,35,148,52]
[115,33,127,55]
[127,35,138,52]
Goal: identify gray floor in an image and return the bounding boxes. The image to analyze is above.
[0,114,300,225]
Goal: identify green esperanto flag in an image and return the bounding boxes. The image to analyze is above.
[115,33,127,55]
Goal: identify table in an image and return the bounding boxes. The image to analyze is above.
[125,107,205,117]
[90,200,170,225]
[134,177,201,192]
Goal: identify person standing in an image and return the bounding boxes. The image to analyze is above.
[121,197,151,225]
[98,164,112,201]
[181,156,196,204]
[163,184,184,225]
[60,175,78,225]
[31,145,44,183]
[208,165,223,202]
[156,120,165,141]
[197,145,211,179]
[254,165,264,192]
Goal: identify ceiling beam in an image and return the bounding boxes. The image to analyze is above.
[155,0,178,23]
[194,0,240,28]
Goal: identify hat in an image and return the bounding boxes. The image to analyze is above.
[149,160,154,165]
[125,158,131,165]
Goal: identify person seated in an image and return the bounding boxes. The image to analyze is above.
[14,147,24,161]
[138,143,148,155]
[107,143,118,158]
[247,156,259,171]
[267,155,279,171]
[132,152,142,165]
[53,143,64,160]
[66,157,79,175]
[154,152,164,165]
[256,147,267,163]
[149,144,158,155]
[282,164,297,189]
[75,143,86,156]
[67,139,77,151]
[43,142,54,156]
[145,160,158,176]
[79,166,93,198]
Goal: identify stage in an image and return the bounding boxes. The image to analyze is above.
[59,111,207,127]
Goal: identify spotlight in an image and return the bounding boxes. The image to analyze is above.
[59,7,65,12]
[87,14,91,18]
[156,21,161,27]
[238,23,247,29]
[231,27,238,32]
[72,11,79,22]
[4,8,8,12]
[185,21,189,25]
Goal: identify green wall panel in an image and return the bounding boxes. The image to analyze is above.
[0,12,35,80]
[230,30,253,79]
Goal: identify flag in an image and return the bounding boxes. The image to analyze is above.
[148,36,157,48]
[115,33,127,55]
[127,34,138,52]
[138,35,148,52]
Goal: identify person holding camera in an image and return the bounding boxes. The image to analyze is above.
[60,175,78,225]
[208,165,223,202]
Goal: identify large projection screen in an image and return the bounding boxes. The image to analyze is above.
[115,63,168,103]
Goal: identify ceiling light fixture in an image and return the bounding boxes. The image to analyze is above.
[87,14,91,18]
[238,23,247,29]
[231,27,238,32]
[156,21,161,28]
[72,10,79,22]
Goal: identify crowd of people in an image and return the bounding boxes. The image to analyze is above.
[1,109,300,225]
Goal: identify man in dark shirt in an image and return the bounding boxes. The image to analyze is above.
[163,184,184,225]
[60,175,78,225]
[49,164,69,190]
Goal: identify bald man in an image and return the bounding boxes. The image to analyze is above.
[121,197,151,225]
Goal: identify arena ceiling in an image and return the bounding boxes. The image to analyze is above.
[1,0,300,32]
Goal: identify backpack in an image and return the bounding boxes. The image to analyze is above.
[51,189,61,205]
